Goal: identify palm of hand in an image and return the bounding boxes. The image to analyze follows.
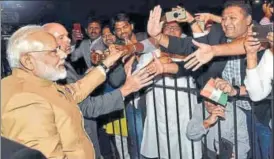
[147,20,162,37]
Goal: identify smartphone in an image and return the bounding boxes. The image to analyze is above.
[252,24,273,42]
[165,8,186,22]
[73,23,82,33]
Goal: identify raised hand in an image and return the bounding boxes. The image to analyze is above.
[183,40,214,71]
[243,27,261,55]
[147,5,164,37]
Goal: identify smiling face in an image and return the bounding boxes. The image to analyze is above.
[102,27,116,46]
[22,31,67,81]
[114,21,133,40]
[221,6,251,39]
[162,22,182,38]
[45,23,72,55]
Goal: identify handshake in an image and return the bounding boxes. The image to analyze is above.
[90,44,137,66]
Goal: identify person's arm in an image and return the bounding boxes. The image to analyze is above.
[162,63,179,74]
[66,66,106,103]
[2,93,67,158]
[108,63,126,88]
[244,49,273,101]
[79,89,125,118]
[211,38,246,56]
[186,103,209,141]
[70,41,85,62]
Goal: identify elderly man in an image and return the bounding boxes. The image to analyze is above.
[1,25,152,159]
[42,22,154,159]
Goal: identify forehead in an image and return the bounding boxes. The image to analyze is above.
[102,28,112,34]
[115,21,130,28]
[223,6,245,16]
[29,31,57,49]
[88,22,101,28]
[52,26,68,37]
[164,22,180,28]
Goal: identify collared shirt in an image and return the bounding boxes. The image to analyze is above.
[222,39,251,110]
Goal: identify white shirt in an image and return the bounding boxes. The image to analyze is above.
[244,49,273,101]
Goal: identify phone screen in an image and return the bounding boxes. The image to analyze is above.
[73,23,81,31]
[252,24,273,42]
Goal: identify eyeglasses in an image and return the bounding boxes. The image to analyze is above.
[163,26,181,31]
[24,46,61,55]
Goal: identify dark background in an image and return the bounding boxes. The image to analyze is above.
[1,0,266,33]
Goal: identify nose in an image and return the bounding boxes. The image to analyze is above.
[223,19,230,27]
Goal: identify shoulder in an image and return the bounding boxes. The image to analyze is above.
[136,32,148,41]
[3,92,52,113]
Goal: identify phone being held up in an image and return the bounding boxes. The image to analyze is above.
[73,23,83,41]
[165,8,187,22]
[252,24,273,42]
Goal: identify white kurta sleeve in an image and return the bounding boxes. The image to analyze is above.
[244,49,273,102]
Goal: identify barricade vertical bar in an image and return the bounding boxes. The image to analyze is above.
[112,120,117,158]
[152,79,161,158]
[232,96,238,159]
[271,87,274,159]
[162,76,171,159]
[251,101,256,158]
[131,96,140,159]
[186,77,195,159]
[232,79,238,159]
[202,100,208,158]
[174,76,183,159]
[217,120,222,158]
[118,118,125,159]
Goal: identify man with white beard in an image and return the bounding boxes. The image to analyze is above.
[0,25,126,159]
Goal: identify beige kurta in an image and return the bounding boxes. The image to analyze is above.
[1,68,105,159]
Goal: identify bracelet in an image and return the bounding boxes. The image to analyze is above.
[99,62,109,73]
[189,19,197,26]
[233,85,241,97]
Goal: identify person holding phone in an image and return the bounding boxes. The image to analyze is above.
[244,29,273,159]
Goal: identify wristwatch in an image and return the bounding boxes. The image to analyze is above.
[98,62,109,73]
[189,19,197,26]
[233,85,241,97]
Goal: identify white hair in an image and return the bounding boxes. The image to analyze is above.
[7,25,44,68]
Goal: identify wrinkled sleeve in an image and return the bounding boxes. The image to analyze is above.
[66,67,106,103]
[244,50,273,101]
[79,89,125,118]
[2,93,66,159]
[186,103,209,141]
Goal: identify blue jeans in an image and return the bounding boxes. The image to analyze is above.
[255,121,272,159]
[244,110,272,159]
[126,104,144,159]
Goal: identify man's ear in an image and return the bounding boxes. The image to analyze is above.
[20,54,35,71]
[131,24,134,31]
[85,28,88,35]
[247,15,252,26]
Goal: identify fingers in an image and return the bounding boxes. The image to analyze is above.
[192,39,203,48]
[183,53,195,62]
[184,57,199,69]
[192,63,203,71]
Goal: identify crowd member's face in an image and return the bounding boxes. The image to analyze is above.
[48,24,71,55]
[162,22,182,38]
[221,6,251,39]
[102,27,116,46]
[23,31,67,81]
[114,21,133,40]
[86,22,101,40]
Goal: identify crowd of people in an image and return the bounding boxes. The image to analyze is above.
[1,1,273,159]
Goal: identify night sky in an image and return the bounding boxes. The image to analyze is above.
[1,0,264,29]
